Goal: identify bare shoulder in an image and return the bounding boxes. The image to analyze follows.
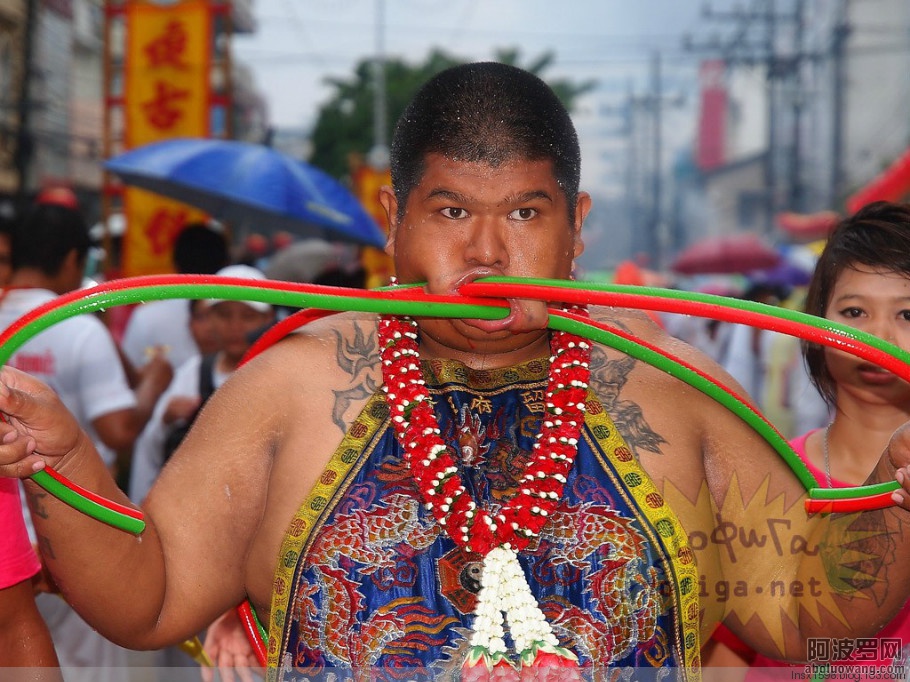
[228,312,381,416]
[590,305,728,376]
[586,305,736,408]
[584,305,766,491]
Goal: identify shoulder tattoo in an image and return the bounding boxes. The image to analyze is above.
[586,315,667,458]
[330,323,380,434]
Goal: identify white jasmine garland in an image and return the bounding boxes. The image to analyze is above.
[378,306,589,673]
[468,547,559,655]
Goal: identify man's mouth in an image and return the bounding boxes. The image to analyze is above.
[460,303,520,333]
[452,271,517,333]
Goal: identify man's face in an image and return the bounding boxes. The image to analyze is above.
[189,302,219,356]
[210,301,273,362]
[380,153,588,360]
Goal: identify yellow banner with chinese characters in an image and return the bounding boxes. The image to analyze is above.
[122,0,211,276]
[352,163,393,288]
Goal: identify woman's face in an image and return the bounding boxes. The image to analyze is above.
[823,265,910,405]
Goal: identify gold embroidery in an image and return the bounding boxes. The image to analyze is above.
[469,395,493,414]
[268,358,700,680]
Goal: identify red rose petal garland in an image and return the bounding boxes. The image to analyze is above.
[378,306,590,678]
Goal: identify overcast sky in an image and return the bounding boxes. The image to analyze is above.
[233,0,745,197]
[234,0,737,125]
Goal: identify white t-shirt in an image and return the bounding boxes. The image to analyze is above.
[0,288,137,466]
[129,353,230,504]
[121,298,198,370]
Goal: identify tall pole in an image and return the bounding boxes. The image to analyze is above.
[764,0,778,234]
[830,0,849,208]
[371,0,388,166]
[788,0,805,211]
[221,1,235,140]
[101,0,114,275]
[14,0,37,206]
[650,51,662,268]
[624,82,640,257]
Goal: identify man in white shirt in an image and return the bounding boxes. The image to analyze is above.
[130,264,275,505]
[121,222,230,371]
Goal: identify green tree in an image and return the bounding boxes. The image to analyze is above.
[308,49,596,180]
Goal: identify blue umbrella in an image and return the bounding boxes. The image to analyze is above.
[104,138,387,248]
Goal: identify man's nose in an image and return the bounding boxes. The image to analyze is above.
[464,218,508,268]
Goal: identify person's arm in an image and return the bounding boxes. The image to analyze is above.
[615,307,910,661]
[91,353,173,452]
[0,353,282,649]
[0,578,62,675]
[201,607,261,682]
[115,341,142,389]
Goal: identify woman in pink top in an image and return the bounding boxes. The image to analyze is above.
[0,475,61,674]
[705,201,910,678]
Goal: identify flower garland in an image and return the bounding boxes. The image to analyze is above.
[378,307,590,678]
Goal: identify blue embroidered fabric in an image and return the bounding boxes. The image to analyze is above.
[274,358,688,680]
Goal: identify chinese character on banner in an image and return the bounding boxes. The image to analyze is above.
[143,20,190,70]
[122,0,212,276]
[351,157,393,288]
[142,82,191,130]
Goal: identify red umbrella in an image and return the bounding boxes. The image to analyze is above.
[671,233,781,275]
[776,210,840,240]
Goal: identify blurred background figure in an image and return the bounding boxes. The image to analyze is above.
[121,222,230,372]
[3,201,172,477]
[716,280,830,439]
[187,297,220,358]
[0,200,172,682]
[264,238,366,319]
[759,288,831,440]
[235,231,270,270]
[720,282,791,402]
[663,279,742,364]
[271,229,295,254]
[130,264,275,505]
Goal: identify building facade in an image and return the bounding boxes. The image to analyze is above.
[0,0,266,223]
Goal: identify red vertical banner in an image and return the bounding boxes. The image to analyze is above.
[351,162,393,289]
[695,60,727,172]
[122,0,211,276]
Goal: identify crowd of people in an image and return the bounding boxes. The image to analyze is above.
[666,280,832,443]
[1,62,910,682]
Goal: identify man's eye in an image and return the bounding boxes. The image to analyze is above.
[441,207,467,219]
[509,208,537,221]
